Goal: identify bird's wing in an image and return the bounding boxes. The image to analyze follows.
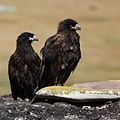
[65,44,81,72]
[40,34,65,86]
[41,34,63,63]
[8,54,25,100]
[24,52,42,90]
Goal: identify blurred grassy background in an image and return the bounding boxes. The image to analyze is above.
[0,0,120,95]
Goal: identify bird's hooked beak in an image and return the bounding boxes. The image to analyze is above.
[71,24,81,31]
[29,35,39,41]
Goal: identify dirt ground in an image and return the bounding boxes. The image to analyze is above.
[0,95,120,120]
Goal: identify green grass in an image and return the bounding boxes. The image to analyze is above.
[0,0,120,95]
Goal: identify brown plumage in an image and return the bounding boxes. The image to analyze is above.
[8,32,42,100]
[40,19,81,87]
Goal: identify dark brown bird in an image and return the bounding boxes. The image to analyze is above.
[40,19,81,87]
[8,32,42,100]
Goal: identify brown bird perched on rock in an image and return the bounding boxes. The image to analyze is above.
[40,18,81,87]
[8,32,42,101]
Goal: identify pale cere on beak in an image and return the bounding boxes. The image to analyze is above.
[74,24,81,30]
[71,24,81,31]
[29,35,38,41]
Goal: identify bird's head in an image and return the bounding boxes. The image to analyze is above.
[17,32,38,46]
[57,19,81,32]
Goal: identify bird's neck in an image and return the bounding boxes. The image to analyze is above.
[16,43,34,54]
[57,29,76,34]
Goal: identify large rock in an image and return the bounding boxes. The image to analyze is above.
[71,80,120,89]
[33,86,120,105]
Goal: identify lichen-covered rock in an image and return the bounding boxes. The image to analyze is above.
[32,86,120,105]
